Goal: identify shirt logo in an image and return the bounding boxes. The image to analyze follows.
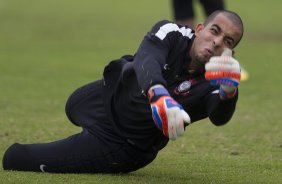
[40,164,47,172]
[174,79,196,95]
[177,81,191,93]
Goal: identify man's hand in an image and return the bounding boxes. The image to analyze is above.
[148,85,191,140]
[205,48,241,99]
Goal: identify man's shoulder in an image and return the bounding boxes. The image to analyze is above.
[149,20,194,41]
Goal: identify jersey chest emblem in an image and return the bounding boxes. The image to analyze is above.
[178,80,191,92]
[174,79,197,95]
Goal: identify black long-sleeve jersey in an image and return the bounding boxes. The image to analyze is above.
[102,20,238,152]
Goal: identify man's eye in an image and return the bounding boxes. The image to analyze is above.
[211,28,218,34]
[225,39,233,47]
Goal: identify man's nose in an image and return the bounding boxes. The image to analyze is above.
[213,36,223,47]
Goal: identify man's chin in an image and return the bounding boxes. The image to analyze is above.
[203,54,212,62]
[196,57,209,66]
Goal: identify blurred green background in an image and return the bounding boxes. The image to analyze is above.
[0,0,282,183]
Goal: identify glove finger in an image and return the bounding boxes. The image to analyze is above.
[205,61,240,72]
[209,55,237,64]
[175,110,185,137]
[221,48,232,56]
[181,110,191,124]
[167,108,178,140]
[175,109,191,137]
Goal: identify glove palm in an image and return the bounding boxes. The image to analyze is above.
[205,48,241,99]
[149,86,191,140]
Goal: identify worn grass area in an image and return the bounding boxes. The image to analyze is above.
[0,0,281,183]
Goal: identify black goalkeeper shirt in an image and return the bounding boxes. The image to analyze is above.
[102,20,238,152]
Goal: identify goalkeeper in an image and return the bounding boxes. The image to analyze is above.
[3,10,244,173]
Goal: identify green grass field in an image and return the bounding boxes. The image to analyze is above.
[1,0,282,183]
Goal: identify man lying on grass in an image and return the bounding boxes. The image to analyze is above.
[3,10,243,173]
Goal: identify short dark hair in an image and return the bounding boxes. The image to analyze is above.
[204,10,244,47]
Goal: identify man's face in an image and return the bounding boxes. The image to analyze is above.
[190,13,242,70]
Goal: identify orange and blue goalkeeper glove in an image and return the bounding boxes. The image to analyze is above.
[205,48,241,99]
[148,85,191,140]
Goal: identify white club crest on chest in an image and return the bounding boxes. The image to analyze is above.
[178,81,191,92]
[174,79,196,95]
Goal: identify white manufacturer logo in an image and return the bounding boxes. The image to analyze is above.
[40,164,47,172]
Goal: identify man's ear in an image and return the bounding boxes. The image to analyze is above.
[194,23,204,36]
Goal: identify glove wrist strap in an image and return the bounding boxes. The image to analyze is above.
[148,85,170,102]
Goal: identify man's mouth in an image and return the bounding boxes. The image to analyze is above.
[205,48,213,57]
